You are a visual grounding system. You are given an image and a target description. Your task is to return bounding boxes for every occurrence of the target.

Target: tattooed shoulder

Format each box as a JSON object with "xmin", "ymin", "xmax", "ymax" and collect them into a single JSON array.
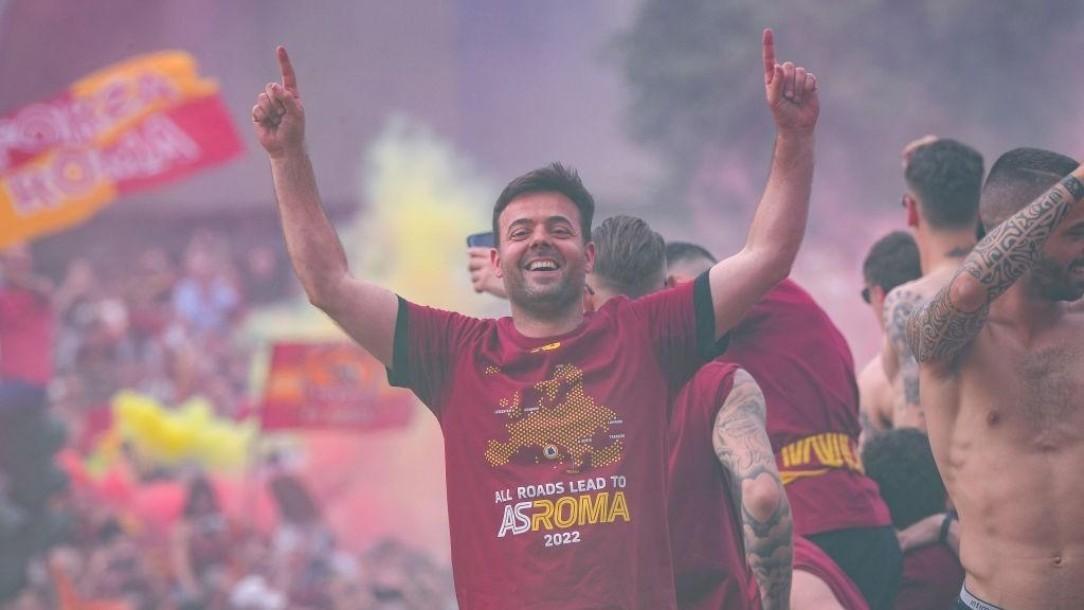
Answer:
[
  {"xmin": 883, "ymin": 286, "xmax": 926, "ymax": 335},
  {"xmin": 726, "ymin": 369, "xmax": 766, "ymax": 419}
]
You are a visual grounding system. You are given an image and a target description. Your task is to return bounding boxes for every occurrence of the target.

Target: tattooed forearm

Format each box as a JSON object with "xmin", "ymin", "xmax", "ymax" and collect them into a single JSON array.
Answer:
[
  {"xmin": 908, "ymin": 173, "xmax": 1084, "ymax": 363},
  {"xmin": 714, "ymin": 369, "xmax": 793, "ymax": 610},
  {"xmin": 906, "ymin": 289, "xmax": 988, "ymax": 364}
]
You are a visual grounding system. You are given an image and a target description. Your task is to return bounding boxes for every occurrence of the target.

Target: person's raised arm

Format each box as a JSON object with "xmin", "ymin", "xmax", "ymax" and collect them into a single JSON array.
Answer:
[
  {"xmin": 714, "ymin": 368, "xmax": 793, "ymax": 610},
  {"xmin": 907, "ymin": 165, "xmax": 1084, "ymax": 366},
  {"xmin": 253, "ymin": 47, "xmax": 398, "ymax": 365},
  {"xmin": 708, "ymin": 29, "xmax": 818, "ymax": 338}
]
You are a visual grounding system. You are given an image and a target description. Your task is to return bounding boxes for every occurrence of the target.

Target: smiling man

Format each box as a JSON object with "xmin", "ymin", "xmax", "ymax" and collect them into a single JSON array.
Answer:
[{"xmin": 251, "ymin": 28, "xmax": 818, "ymax": 610}]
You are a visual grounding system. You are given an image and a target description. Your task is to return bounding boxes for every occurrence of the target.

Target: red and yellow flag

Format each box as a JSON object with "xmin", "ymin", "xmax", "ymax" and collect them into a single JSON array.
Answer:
[
  {"xmin": 260, "ymin": 342, "xmax": 415, "ymax": 431},
  {"xmin": 0, "ymin": 51, "xmax": 243, "ymax": 247}
]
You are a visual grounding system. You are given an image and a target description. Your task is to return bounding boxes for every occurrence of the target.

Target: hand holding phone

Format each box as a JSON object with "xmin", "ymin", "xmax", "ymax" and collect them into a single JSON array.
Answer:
[
  {"xmin": 466, "ymin": 231, "xmax": 495, "ymax": 248},
  {"xmin": 465, "ymin": 232, "xmax": 506, "ymax": 298}
]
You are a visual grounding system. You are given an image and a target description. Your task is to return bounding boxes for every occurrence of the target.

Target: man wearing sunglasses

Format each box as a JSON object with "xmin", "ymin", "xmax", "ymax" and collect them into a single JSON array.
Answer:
[{"xmin": 856, "ymin": 231, "xmax": 921, "ymax": 445}]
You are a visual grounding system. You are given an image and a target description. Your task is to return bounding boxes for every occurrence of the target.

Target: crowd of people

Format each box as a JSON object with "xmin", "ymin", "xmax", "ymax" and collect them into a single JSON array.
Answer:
[
  {"xmin": 9, "ymin": 483, "xmax": 456, "ymax": 610},
  {"xmin": 49, "ymin": 229, "xmax": 275, "ymax": 422},
  {"xmin": 0, "ymin": 221, "xmax": 458, "ymax": 606}
]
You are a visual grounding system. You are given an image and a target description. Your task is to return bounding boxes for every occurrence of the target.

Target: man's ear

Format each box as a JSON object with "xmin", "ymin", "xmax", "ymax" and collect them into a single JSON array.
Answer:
[
  {"xmin": 870, "ymin": 285, "xmax": 887, "ymax": 313},
  {"xmin": 583, "ymin": 242, "xmax": 596, "ymax": 274},
  {"xmin": 491, "ymin": 247, "xmax": 503, "ymax": 279},
  {"xmin": 904, "ymin": 194, "xmax": 920, "ymax": 228}
]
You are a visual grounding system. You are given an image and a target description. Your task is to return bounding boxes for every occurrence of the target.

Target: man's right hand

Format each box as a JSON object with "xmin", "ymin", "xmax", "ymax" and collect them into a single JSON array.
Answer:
[
  {"xmin": 761, "ymin": 29, "xmax": 818, "ymax": 136},
  {"xmin": 468, "ymin": 247, "xmax": 507, "ymax": 299},
  {"xmin": 252, "ymin": 46, "xmax": 305, "ymax": 158}
]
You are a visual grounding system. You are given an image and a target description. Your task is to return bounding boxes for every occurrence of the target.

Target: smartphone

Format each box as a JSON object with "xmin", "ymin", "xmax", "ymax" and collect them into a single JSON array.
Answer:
[{"xmin": 466, "ymin": 231, "xmax": 496, "ymax": 248}]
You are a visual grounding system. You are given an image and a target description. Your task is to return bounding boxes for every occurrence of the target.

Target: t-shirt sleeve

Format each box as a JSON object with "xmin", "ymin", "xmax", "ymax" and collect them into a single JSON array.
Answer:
[
  {"xmin": 385, "ymin": 297, "xmax": 485, "ymax": 414},
  {"xmin": 703, "ymin": 362, "xmax": 741, "ymax": 442},
  {"xmin": 628, "ymin": 271, "xmax": 718, "ymax": 385},
  {"xmin": 709, "ymin": 362, "xmax": 740, "ymax": 414}
]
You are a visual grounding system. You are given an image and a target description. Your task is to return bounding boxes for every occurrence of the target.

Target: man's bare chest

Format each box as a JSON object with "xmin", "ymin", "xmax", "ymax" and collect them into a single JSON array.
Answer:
[{"xmin": 965, "ymin": 329, "xmax": 1084, "ymax": 446}]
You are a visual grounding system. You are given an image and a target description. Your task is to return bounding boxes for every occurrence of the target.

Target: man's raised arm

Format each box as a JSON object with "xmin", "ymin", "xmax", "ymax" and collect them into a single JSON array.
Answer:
[
  {"xmin": 907, "ymin": 164, "xmax": 1084, "ymax": 365},
  {"xmin": 708, "ymin": 29, "xmax": 818, "ymax": 338},
  {"xmin": 253, "ymin": 47, "xmax": 398, "ymax": 365}
]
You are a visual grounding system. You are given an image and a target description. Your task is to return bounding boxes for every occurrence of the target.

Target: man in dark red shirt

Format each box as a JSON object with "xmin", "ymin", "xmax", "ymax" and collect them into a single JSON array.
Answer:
[
  {"xmin": 666, "ymin": 243, "xmax": 901, "ymax": 610},
  {"xmin": 0, "ymin": 243, "xmax": 55, "ymax": 412},
  {"xmin": 581, "ymin": 216, "xmax": 790, "ymax": 610},
  {"xmin": 252, "ymin": 30, "xmax": 819, "ymax": 609}
]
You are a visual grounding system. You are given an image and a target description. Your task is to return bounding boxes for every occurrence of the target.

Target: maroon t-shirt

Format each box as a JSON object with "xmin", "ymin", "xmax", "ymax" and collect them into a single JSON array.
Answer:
[
  {"xmin": 0, "ymin": 285, "xmax": 54, "ymax": 385},
  {"xmin": 389, "ymin": 276, "xmax": 715, "ymax": 609},
  {"xmin": 723, "ymin": 279, "xmax": 890, "ymax": 536},
  {"xmin": 668, "ymin": 360, "xmax": 761, "ymax": 610},
  {"xmin": 893, "ymin": 544, "xmax": 964, "ymax": 610}
]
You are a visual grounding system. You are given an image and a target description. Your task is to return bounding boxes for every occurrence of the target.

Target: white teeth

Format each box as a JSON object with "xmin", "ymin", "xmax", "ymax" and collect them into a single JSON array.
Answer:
[{"xmin": 527, "ymin": 260, "xmax": 558, "ymax": 271}]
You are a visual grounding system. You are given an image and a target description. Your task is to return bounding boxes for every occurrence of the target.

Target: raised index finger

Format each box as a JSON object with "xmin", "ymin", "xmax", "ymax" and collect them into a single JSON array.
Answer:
[
  {"xmin": 277, "ymin": 46, "xmax": 299, "ymax": 95},
  {"xmin": 762, "ymin": 29, "xmax": 776, "ymax": 82}
]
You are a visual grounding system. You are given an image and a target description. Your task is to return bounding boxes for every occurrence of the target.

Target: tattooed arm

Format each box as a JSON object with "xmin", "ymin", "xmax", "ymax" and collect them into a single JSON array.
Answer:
[
  {"xmin": 907, "ymin": 169, "xmax": 1084, "ymax": 364},
  {"xmin": 882, "ymin": 287, "xmax": 925, "ymax": 425},
  {"xmin": 714, "ymin": 368, "xmax": 793, "ymax": 610}
]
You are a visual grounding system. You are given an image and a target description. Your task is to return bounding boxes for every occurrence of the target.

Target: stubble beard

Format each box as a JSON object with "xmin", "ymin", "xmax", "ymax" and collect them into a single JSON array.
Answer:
[
  {"xmin": 504, "ymin": 265, "xmax": 585, "ymax": 322},
  {"xmin": 1032, "ymin": 257, "xmax": 1084, "ymax": 302}
]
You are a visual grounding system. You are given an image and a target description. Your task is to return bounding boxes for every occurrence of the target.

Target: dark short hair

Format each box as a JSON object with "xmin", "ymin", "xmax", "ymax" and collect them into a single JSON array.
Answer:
[
  {"xmin": 862, "ymin": 231, "xmax": 921, "ymax": 292},
  {"xmin": 905, "ymin": 139, "xmax": 984, "ymax": 230},
  {"xmin": 980, "ymin": 147, "xmax": 1079, "ymax": 230},
  {"xmin": 592, "ymin": 215, "xmax": 666, "ymax": 299},
  {"xmin": 665, "ymin": 241, "xmax": 716, "ymax": 268},
  {"xmin": 492, "ymin": 163, "xmax": 595, "ymax": 245},
  {"xmin": 861, "ymin": 428, "xmax": 945, "ymax": 530}
]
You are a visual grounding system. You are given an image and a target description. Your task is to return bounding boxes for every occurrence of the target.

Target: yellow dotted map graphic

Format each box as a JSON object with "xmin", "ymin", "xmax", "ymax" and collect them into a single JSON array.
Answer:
[{"xmin": 484, "ymin": 364, "xmax": 623, "ymax": 474}]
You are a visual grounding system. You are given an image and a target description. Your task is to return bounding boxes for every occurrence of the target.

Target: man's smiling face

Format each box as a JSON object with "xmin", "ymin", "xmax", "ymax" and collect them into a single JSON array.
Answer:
[{"xmin": 493, "ymin": 191, "xmax": 594, "ymax": 319}]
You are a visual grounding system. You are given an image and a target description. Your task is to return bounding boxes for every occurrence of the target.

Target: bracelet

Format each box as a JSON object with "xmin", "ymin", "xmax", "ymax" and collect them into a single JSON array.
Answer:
[
  {"xmin": 938, "ymin": 510, "xmax": 957, "ymax": 545},
  {"xmin": 1061, "ymin": 175, "xmax": 1084, "ymax": 201}
]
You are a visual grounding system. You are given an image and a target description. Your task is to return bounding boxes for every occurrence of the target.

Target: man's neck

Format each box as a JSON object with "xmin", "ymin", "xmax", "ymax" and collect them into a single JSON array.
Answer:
[
  {"xmin": 510, "ymin": 302, "xmax": 585, "ymax": 338},
  {"xmin": 917, "ymin": 228, "xmax": 975, "ymax": 275}
]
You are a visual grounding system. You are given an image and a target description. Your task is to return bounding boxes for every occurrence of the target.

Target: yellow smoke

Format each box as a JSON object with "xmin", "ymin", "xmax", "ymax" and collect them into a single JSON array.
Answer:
[
  {"xmin": 109, "ymin": 391, "xmax": 256, "ymax": 471},
  {"xmin": 347, "ymin": 115, "xmax": 494, "ymax": 311},
  {"xmin": 244, "ymin": 114, "xmax": 497, "ymax": 345}
]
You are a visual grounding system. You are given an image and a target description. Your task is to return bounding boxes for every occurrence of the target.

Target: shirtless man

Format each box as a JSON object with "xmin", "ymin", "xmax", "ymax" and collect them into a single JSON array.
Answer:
[
  {"xmin": 907, "ymin": 149, "xmax": 1084, "ymax": 609},
  {"xmin": 881, "ymin": 137, "xmax": 984, "ymax": 431},
  {"xmin": 857, "ymin": 231, "xmax": 921, "ymax": 442}
]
